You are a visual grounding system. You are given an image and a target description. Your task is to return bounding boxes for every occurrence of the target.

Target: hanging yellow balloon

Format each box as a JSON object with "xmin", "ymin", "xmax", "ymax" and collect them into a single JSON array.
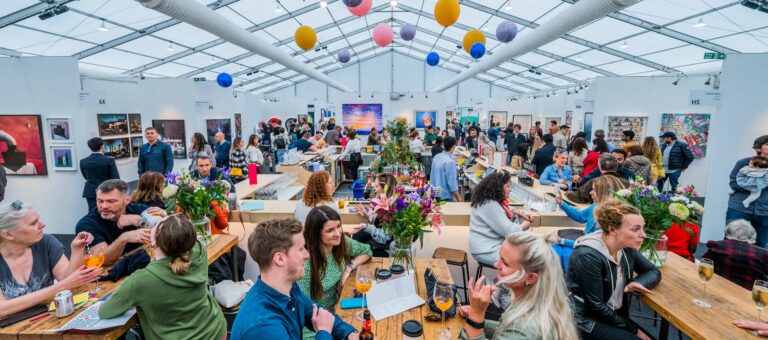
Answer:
[
  {"xmin": 295, "ymin": 25, "xmax": 317, "ymax": 51},
  {"xmin": 463, "ymin": 29, "xmax": 486, "ymax": 53},
  {"xmin": 434, "ymin": 0, "xmax": 460, "ymax": 27}
]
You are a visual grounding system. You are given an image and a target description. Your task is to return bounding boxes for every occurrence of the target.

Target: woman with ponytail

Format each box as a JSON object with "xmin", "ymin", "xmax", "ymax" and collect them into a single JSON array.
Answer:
[{"xmin": 99, "ymin": 215, "xmax": 226, "ymax": 340}]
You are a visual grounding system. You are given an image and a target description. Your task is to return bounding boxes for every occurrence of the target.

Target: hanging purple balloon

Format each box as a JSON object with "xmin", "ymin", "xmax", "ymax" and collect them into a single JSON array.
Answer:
[
  {"xmin": 400, "ymin": 23, "xmax": 416, "ymax": 41},
  {"xmin": 496, "ymin": 21, "xmax": 518, "ymax": 43},
  {"xmin": 338, "ymin": 49, "xmax": 351, "ymax": 64},
  {"xmin": 342, "ymin": 0, "xmax": 363, "ymax": 7}
]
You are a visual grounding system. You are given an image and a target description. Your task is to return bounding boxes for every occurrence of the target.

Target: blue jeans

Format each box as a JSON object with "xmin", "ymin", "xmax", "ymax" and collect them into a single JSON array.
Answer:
[
  {"xmin": 656, "ymin": 170, "xmax": 681, "ymax": 192},
  {"xmin": 726, "ymin": 208, "xmax": 768, "ymax": 247},
  {"xmin": 276, "ymin": 149, "xmax": 286, "ymax": 164}
]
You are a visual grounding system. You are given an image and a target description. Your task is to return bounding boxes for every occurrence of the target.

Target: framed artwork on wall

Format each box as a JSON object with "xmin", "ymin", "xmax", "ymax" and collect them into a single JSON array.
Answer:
[
  {"xmin": 606, "ymin": 116, "xmax": 647, "ymax": 147},
  {"xmin": 206, "ymin": 119, "xmax": 232, "ymax": 149},
  {"xmin": 152, "ymin": 120, "xmax": 187, "ymax": 159},
  {"xmin": 584, "ymin": 112, "xmax": 594, "ymax": 143},
  {"xmin": 103, "ymin": 137, "xmax": 130, "ymax": 159},
  {"xmin": 0, "ymin": 114, "xmax": 48, "ymax": 176},
  {"xmin": 415, "ymin": 110, "xmax": 437, "ymax": 128},
  {"xmin": 660, "ymin": 113, "xmax": 711, "ymax": 158},
  {"xmin": 489, "ymin": 111, "xmax": 508, "ymax": 128},
  {"xmin": 130, "ymin": 136, "xmax": 143, "ymax": 158},
  {"xmin": 46, "ymin": 117, "xmax": 72, "ymax": 143},
  {"xmin": 566, "ymin": 111, "xmax": 573, "ymax": 126},
  {"xmin": 50, "ymin": 145, "xmax": 76, "ymax": 171},
  {"xmin": 97, "ymin": 114, "xmax": 128, "ymax": 136},
  {"xmin": 128, "ymin": 114, "xmax": 142, "ymax": 134},
  {"xmin": 512, "ymin": 115, "xmax": 533, "ymax": 136},
  {"xmin": 342, "ymin": 103, "xmax": 383, "ymax": 135},
  {"xmin": 234, "ymin": 113, "xmax": 242, "ymax": 139}
]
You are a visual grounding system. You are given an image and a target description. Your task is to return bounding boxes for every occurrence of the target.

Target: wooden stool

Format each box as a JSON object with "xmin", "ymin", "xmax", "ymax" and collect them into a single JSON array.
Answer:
[
  {"xmin": 432, "ymin": 247, "xmax": 470, "ymax": 303},
  {"xmin": 474, "ymin": 261, "xmax": 495, "ymax": 283}
]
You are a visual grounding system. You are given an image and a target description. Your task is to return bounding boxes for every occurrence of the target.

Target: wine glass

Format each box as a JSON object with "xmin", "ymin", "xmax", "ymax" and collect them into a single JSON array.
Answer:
[
  {"xmin": 83, "ymin": 246, "xmax": 105, "ymax": 294},
  {"xmin": 355, "ymin": 268, "xmax": 374, "ymax": 321},
  {"xmin": 433, "ymin": 281, "xmax": 454, "ymax": 340},
  {"xmin": 693, "ymin": 258, "xmax": 714, "ymax": 308},
  {"xmin": 753, "ymin": 280, "xmax": 768, "ymax": 335}
]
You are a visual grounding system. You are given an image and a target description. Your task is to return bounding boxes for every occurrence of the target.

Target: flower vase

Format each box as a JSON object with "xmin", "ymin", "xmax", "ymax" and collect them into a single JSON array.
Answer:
[
  {"xmin": 641, "ymin": 235, "xmax": 668, "ymax": 267},
  {"xmin": 191, "ymin": 218, "xmax": 212, "ymax": 245},
  {"xmin": 390, "ymin": 239, "xmax": 415, "ymax": 274}
]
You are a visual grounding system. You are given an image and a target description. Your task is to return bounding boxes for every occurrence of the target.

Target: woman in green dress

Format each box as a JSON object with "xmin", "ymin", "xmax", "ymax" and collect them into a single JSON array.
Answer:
[{"xmin": 299, "ymin": 205, "xmax": 372, "ymax": 339}]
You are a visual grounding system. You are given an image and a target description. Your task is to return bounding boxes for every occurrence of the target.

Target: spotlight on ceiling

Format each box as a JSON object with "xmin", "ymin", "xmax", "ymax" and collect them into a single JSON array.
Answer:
[
  {"xmin": 320, "ymin": 1, "xmax": 328, "ymax": 8},
  {"xmin": 390, "ymin": 0, "xmax": 398, "ymax": 7},
  {"xmin": 672, "ymin": 78, "xmax": 679, "ymax": 86},
  {"xmin": 694, "ymin": 17, "xmax": 707, "ymax": 27},
  {"xmin": 704, "ymin": 76, "xmax": 711, "ymax": 85},
  {"xmin": 97, "ymin": 20, "xmax": 109, "ymax": 32},
  {"xmin": 620, "ymin": 40, "xmax": 629, "ymax": 49},
  {"xmin": 505, "ymin": 1, "xmax": 512, "ymax": 10},
  {"xmin": 38, "ymin": 5, "xmax": 69, "ymax": 20}
]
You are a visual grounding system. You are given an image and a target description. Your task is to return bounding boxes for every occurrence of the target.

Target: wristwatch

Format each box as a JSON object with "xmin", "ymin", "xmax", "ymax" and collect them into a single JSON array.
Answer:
[{"xmin": 465, "ymin": 316, "xmax": 485, "ymax": 329}]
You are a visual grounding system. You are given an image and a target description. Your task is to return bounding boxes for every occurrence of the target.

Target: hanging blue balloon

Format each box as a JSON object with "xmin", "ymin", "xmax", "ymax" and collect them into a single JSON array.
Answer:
[
  {"xmin": 342, "ymin": 0, "xmax": 363, "ymax": 7},
  {"xmin": 338, "ymin": 49, "xmax": 351, "ymax": 63},
  {"xmin": 496, "ymin": 21, "xmax": 518, "ymax": 43},
  {"xmin": 426, "ymin": 52, "xmax": 440, "ymax": 66},
  {"xmin": 400, "ymin": 23, "xmax": 416, "ymax": 41},
  {"xmin": 470, "ymin": 43, "xmax": 485, "ymax": 59},
  {"xmin": 216, "ymin": 72, "xmax": 233, "ymax": 88}
]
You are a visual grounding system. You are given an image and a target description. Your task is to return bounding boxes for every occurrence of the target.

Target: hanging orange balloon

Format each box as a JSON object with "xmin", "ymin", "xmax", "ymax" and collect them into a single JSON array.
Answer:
[
  {"xmin": 463, "ymin": 29, "xmax": 486, "ymax": 53},
  {"xmin": 434, "ymin": 0, "xmax": 460, "ymax": 27},
  {"xmin": 295, "ymin": 25, "xmax": 317, "ymax": 51}
]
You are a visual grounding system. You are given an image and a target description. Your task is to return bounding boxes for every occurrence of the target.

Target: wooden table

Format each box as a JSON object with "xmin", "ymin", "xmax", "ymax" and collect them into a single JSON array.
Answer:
[
  {"xmin": 336, "ymin": 258, "xmax": 466, "ymax": 339},
  {"xmin": 0, "ymin": 234, "xmax": 239, "ymax": 340},
  {"xmin": 640, "ymin": 253, "xmax": 757, "ymax": 340}
]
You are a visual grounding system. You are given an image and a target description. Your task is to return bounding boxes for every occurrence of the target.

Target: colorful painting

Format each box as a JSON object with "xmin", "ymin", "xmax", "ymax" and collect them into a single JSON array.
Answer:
[
  {"xmin": 153, "ymin": 120, "xmax": 187, "ymax": 159},
  {"xmin": 97, "ymin": 114, "xmax": 128, "ymax": 136},
  {"xmin": 51, "ymin": 146, "xmax": 76, "ymax": 171},
  {"xmin": 660, "ymin": 113, "xmax": 711, "ymax": 158},
  {"xmin": 308, "ymin": 105, "xmax": 316, "ymax": 134},
  {"xmin": 0, "ymin": 115, "xmax": 47, "ymax": 175},
  {"xmin": 445, "ymin": 109, "xmax": 457, "ymax": 129},
  {"xmin": 205, "ymin": 119, "xmax": 232, "ymax": 149},
  {"xmin": 489, "ymin": 111, "xmax": 508, "ymax": 128},
  {"xmin": 234, "ymin": 113, "xmax": 242, "ymax": 139},
  {"xmin": 128, "ymin": 114, "xmax": 142, "ymax": 134},
  {"xmin": 566, "ymin": 111, "xmax": 573, "ymax": 126},
  {"xmin": 606, "ymin": 116, "xmax": 647, "ymax": 147},
  {"xmin": 46, "ymin": 117, "xmax": 71, "ymax": 142},
  {"xmin": 342, "ymin": 103, "xmax": 383, "ymax": 135},
  {"xmin": 458, "ymin": 107, "xmax": 479, "ymax": 126},
  {"xmin": 130, "ymin": 136, "xmax": 143, "ymax": 158},
  {"xmin": 415, "ymin": 110, "xmax": 437, "ymax": 128},
  {"xmin": 512, "ymin": 115, "xmax": 533, "ymax": 137},
  {"xmin": 103, "ymin": 137, "xmax": 130, "ymax": 159}
]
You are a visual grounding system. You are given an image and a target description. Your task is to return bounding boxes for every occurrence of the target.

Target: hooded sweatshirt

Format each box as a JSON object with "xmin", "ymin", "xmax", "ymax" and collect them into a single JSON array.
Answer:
[
  {"xmin": 623, "ymin": 155, "xmax": 652, "ymax": 184},
  {"xmin": 574, "ymin": 231, "xmax": 625, "ymax": 310},
  {"xmin": 98, "ymin": 241, "xmax": 226, "ymax": 340}
]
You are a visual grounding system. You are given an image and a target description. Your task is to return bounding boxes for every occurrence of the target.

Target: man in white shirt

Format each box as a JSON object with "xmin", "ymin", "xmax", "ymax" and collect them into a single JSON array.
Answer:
[{"xmin": 553, "ymin": 125, "xmax": 570, "ymax": 150}]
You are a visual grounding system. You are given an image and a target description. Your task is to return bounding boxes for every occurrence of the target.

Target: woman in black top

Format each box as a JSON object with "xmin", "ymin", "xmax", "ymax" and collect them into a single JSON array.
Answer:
[{"xmin": 567, "ymin": 199, "xmax": 660, "ymax": 340}]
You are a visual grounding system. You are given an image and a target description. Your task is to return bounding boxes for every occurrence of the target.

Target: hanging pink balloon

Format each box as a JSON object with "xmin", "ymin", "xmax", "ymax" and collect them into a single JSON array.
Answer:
[
  {"xmin": 372, "ymin": 23, "xmax": 394, "ymax": 47},
  {"xmin": 347, "ymin": 0, "xmax": 372, "ymax": 16}
]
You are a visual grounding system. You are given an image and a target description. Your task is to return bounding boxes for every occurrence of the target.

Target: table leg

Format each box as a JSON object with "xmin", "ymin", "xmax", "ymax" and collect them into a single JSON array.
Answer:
[
  {"xmin": 231, "ymin": 246, "xmax": 239, "ymax": 282},
  {"xmin": 659, "ymin": 318, "xmax": 670, "ymax": 340}
]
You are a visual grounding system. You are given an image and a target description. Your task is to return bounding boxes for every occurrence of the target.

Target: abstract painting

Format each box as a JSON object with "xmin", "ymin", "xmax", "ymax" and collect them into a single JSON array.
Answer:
[
  {"xmin": 46, "ymin": 117, "xmax": 71, "ymax": 142},
  {"xmin": 342, "ymin": 103, "xmax": 383, "ymax": 135},
  {"xmin": 660, "ymin": 113, "xmax": 711, "ymax": 158},
  {"xmin": 489, "ymin": 111, "xmax": 508, "ymax": 128},
  {"xmin": 0, "ymin": 115, "xmax": 47, "ymax": 175},
  {"xmin": 152, "ymin": 120, "xmax": 187, "ymax": 159},
  {"xmin": 51, "ymin": 146, "xmax": 76, "ymax": 171},
  {"xmin": 606, "ymin": 116, "xmax": 647, "ymax": 147},
  {"xmin": 128, "ymin": 114, "xmax": 142, "ymax": 134},
  {"xmin": 103, "ymin": 137, "xmax": 130, "ymax": 159},
  {"xmin": 206, "ymin": 119, "xmax": 232, "ymax": 149},
  {"xmin": 415, "ymin": 110, "xmax": 437, "ymax": 128},
  {"xmin": 97, "ymin": 114, "xmax": 128, "ymax": 136}
]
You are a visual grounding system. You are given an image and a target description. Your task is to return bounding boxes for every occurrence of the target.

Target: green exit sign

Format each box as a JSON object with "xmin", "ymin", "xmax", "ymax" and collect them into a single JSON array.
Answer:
[{"xmin": 704, "ymin": 52, "xmax": 726, "ymax": 60}]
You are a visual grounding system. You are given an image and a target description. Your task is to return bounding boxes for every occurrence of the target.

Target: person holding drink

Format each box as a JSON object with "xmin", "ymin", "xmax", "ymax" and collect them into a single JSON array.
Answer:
[{"xmin": 0, "ymin": 200, "xmax": 102, "ymax": 319}]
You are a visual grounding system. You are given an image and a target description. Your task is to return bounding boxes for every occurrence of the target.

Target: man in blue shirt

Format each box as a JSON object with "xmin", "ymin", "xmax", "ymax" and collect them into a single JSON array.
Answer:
[
  {"xmin": 137, "ymin": 127, "xmax": 173, "ymax": 176},
  {"xmin": 295, "ymin": 132, "xmax": 318, "ymax": 153},
  {"xmin": 231, "ymin": 218, "xmax": 358, "ymax": 340},
  {"xmin": 213, "ymin": 132, "xmax": 231, "ymax": 168},
  {"xmin": 430, "ymin": 136, "xmax": 461, "ymax": 202}
]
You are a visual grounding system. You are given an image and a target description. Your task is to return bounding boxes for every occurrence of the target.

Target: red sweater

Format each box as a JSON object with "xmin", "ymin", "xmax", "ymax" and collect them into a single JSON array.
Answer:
[
  {"xmin": 581, "ymin": 151, "xmax": 600, "ymax": 177},
  {"xmin": 664, "ymin": 222, "xmax": 700, "ymax": 261}
]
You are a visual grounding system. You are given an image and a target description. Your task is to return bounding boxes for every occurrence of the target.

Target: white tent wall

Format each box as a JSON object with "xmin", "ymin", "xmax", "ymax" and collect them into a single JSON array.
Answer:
[{"xmin": 701, "ymin": 53, "xmax": 768, "ymax": 243}]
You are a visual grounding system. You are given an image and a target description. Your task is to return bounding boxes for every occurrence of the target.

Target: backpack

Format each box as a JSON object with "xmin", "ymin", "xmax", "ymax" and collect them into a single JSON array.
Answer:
[{"xmin": 274, "ymin": 135, "xmax": 287, "ymax": 149}]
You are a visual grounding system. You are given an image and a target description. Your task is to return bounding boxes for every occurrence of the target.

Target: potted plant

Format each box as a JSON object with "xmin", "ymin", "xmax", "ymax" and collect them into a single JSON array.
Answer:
[
  {"xmin": 162, "ymin": 170, "xmax": 232, "ymax": 244},
  {"xmin": 368, "ymin": 185, "xmax": 444, "ymax": 272}
]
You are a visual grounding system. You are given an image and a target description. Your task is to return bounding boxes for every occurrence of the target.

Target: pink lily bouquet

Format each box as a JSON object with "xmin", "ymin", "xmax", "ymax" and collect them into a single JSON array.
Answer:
[{"xmin": 368, "ymin": 184, "xmax": 445, "ymax": 270}]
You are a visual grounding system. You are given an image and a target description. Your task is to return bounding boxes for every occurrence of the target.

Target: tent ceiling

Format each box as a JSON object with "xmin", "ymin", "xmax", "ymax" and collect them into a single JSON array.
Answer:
[{"xmin": 1, "ymin": 0, "xmax": 764, "ymax": 94}]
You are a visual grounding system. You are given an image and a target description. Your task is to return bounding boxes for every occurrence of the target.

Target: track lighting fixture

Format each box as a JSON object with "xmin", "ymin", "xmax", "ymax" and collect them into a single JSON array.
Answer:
[
  {"xmin": 704, "ymin": 76, "xmax": 711, "ymax": 86},
  {"xmin": 97, "ymin": 20, "xmax": 109, "ymax": 32}
]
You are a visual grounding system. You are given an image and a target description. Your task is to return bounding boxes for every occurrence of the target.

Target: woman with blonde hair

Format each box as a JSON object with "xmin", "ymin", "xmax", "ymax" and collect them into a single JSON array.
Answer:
[
  {"xmin": 294, "ymin": 170, "xmax": 338, "ymax": 226},
  {"xmin": 527, "ymin": 127, "xmax": 542, "ymax": 159},
  {"xmin": 547, "ymin": 175, "xmax": 627, "ymax": 248},
  {"xmin": 229, "ymin": 137, "xmax": 248, "ymax": 182},
  {"xmin": 131, "ymin": 172, "xmax": 166, "ymax": 208},
  {"xmin": 99, "ymin": 215, "xmax": 226, "ymax": 340},
  {"xmin": 642, "ymin": 136, "xmax": 664, "ymax": 183},
  {"xmin": 459, "ymin": 232, "xmax": 579, "ymax": 339}
]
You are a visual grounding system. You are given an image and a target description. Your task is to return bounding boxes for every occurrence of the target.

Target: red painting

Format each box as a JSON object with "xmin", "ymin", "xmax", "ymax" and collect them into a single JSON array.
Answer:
[{"xmin": 0, "ymin": 115, "xmax": 48, "ymax": 175}]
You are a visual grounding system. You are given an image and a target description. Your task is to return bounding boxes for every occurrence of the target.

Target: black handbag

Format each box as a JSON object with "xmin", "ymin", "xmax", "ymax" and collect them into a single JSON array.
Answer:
[
  {"xmin": 424, "ymin": 268, "xmax": 457, "ymax": 316},
  {"xmin": 350, "ymin": 152, "xmax": 363, "ymax": 166}
]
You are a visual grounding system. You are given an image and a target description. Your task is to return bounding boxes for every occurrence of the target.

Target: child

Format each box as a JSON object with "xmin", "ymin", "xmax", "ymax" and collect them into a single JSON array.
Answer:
[{"xmin": 736, "ymin": 156, "xmax": 768, "ymax": 208}]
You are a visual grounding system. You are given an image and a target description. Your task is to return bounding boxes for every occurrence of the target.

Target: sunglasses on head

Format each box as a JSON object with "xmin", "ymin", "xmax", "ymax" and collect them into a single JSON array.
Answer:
[{"xmin": 10, "ymin": 200, "xmax": 23, "ymax": 211}]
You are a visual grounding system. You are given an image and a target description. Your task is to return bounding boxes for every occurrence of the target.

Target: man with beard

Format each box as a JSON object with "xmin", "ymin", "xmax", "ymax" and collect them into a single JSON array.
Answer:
[{"xmin": 75, "ymin": 179, "xmax": 165, "ymax": 264}]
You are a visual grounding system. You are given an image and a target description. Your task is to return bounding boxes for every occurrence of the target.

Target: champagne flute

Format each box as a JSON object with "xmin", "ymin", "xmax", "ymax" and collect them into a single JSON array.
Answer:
[
  {"xmin": 753, "ymin": 280, "xmax": 768, "ymax": 335},
  {"xmin": 693, "ymin": 258, "xmax": 714, "ymax": 308},
  {"xmin": 84, "ymin": 246, "xmax": 105, "ymax": 294},
  {"xmin": 433, "ymin": 281, "xmax": 454, "ymax": 340},
  {"xmin": 355, "ymin": 268, "xmax": 374, "ymax": 321}
]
